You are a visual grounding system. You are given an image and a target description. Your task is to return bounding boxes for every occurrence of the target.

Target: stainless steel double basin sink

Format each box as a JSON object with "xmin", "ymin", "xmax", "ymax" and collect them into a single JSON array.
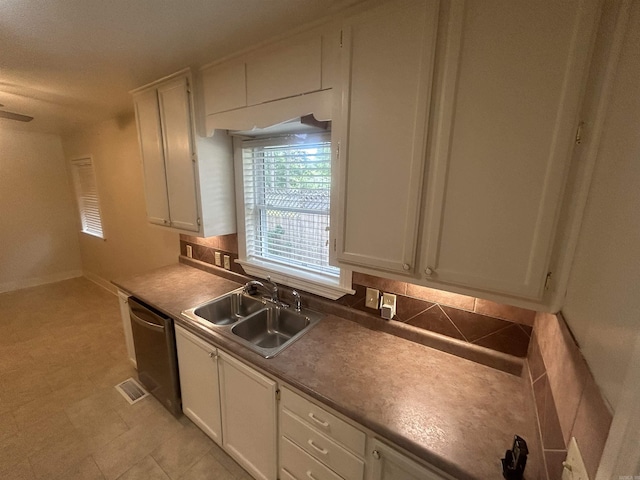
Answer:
[{"xmin": 181, "ymin": 289, "xmax": 324, "ymax": 358}]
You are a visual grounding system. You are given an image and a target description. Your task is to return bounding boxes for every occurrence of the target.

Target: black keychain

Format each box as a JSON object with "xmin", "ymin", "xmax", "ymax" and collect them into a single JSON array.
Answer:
[{"xmin": 501, "ymin": 435, "xmax": 528, "ymax": 480}]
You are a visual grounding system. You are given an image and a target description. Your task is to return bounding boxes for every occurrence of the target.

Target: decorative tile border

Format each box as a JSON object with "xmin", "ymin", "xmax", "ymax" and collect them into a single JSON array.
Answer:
[{"xmin": 527, "ymin": 312, "xmax": 613, "ymax": 479}]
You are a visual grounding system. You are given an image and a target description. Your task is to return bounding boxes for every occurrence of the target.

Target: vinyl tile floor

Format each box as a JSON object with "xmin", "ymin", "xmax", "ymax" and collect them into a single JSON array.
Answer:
[{"xmin": 0, "ymin": 277, "xmax": 253, "ymax": 480}]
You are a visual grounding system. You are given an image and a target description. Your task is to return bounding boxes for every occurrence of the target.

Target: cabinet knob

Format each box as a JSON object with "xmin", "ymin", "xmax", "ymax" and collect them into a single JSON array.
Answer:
[
  {"xmin": 372, "ymin": 450, "xmax": 381, "ymax": 460},
  {"xmin": 425, "ymin": 267, "xmax": 434, "ymax": 275},
  {"xmin": 208, "ymin": 351, "xmax": 218, "ymax": 359},
  {"xmin": 402, "ymin": 263, "xmax": 411, "ymax": 271}
]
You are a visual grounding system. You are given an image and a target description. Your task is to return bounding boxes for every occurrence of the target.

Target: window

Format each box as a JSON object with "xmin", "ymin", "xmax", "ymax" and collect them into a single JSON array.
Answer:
[
  {"xmin": 70, "ymin": 156, "xmax": 105, "ymax": 239},
  {"xmin": 237, "ymin": 132, "xmax": 352, "ymax": 299}
]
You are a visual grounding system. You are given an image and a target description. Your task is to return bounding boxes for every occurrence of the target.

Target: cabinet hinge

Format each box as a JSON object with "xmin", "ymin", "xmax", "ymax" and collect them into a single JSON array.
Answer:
[
  {"xmin": 575, "ymin": 121, "xmax": 585, "ymax": 145},
  {"xmin": 340, "ymin": 30, "xmax": 343, "ymax": 48},
  {"xmin": 333, "ymin": 238, "xmax": 337, "ymax": 252},
  {"xmin": 544, "ymin": 271, "xmax": 553, "ymax": 290},
  {"xmin": 197, "ymin": 217, "xmax": 201, "ymax": 226},
  {"xmin": 336, "ymin": 141, "xmax": 340, "ymax": 161},
  {"xmin": 276, "ymin": 389, "xmax": 281, "ymax": 401},
  {"xmin": 191, "ymin": 153, "xmax": 197, "ymax": 163},
  {"xmin": 186, "ymin": 79, "xmax": 191, "ymax": 95}
]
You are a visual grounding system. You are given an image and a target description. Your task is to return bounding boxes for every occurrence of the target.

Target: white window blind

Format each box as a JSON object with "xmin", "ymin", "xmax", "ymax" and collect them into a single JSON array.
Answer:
[
  {"xmin": 70, "ymin": 157, "xmax": 104, "ymax": 239},
  {"xmin": 242, "ymin": 133, "xmax": 338, "ymax": 277}
]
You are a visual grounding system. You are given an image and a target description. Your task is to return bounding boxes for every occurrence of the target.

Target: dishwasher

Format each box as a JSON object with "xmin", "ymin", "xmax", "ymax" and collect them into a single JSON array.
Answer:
[{"xmin": 129, "ymin": 297, "xmax": 181, "ymax": 417}]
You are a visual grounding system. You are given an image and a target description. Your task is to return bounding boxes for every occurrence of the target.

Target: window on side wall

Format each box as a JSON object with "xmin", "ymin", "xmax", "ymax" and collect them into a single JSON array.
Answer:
[
  {"xmin": 70, "ymin": 156, "xmax": 105, "ymax": 239},
  {"xmin": 236, "ymin": 132, "xmax": 352, "ymax": 299}
]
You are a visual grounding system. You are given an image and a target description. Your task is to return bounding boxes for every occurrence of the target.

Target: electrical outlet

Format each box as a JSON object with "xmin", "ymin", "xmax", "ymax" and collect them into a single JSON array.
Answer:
[
  {"xmin": 365, "ymin": 288, "xmax": 380, "ymax": 309},
  {"xmin": 185, "ymin": 245, "xmax": 192, "ymax": 258},
  {"xmin": 562, "ymin": 438, "xmax": 588, "ymax": 480},
  {"xmin": 214, "ymin": 251, "xmax": 222, "ymax": 267},
  {"xmin": 223, "ymin": 255, "xmax": 231, "ymax": 270}
]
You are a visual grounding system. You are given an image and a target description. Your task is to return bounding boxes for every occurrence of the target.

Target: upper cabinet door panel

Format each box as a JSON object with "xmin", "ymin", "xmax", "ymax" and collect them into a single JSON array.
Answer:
[
  {"xmin": 422, "ymin": 0, "xmax": 601, "ymax": 298},
  {"xmin": 157, "ymin": 77, "xmax": 199, "ymax": 232},
  {"xmin": 246, "ymin": 35, "xmax": 322, "ymax": 106},
  {"xmin": 336, "ymin": 0, "xmax": 440, "ymax": 274},
  {"xmin": 202, "ymin": 60, "xmax": 247, "ymax": 115},
  {"xmin": 133, "ymin": 89, "xmax": 170, "ymax": 226}
]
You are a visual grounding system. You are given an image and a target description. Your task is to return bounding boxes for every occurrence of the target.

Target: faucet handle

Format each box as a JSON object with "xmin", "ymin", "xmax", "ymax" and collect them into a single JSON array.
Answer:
[{"xmin": 292, "ymin": 290, "xmax": 302, "ymax": 312}]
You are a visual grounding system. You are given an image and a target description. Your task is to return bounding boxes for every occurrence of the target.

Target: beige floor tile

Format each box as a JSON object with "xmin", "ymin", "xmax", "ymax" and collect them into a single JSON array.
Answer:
[
  {"xmin": 28, "ymin": 434, "xmax": 90, "ymax": 480},
  {"xmin": 116, "ymin": 456, "xmax": 171, "ymax": 480},
  {"xmin": 0, "ymin": 411, "xmax": 18, "ymax": 443},
  {"xmin": 57, "ymin": 456, "xmax": 106, "ymax": 480},
  {"xmin": 12, "ymin": 392, "xmax": 66, "ymax": 429},
  {"xmin": 151, "ymin": 422, "xmax": 213, "ymax": 479},
  {"xmin": 177, "ymin": 452, "xmax": 235, "ymax": 480},
  {"xmin": 209, "ymin": 443, "xmax": 254, "ymax": 479}
]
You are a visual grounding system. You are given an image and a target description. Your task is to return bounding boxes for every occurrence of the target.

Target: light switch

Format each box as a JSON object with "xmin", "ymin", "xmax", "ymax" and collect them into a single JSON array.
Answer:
[
  {"xmin": 223, "ymin": 255, "xmax": 231, "ymax": 270},
  {"xmin": 185, "ymin": 245, "xmax": 192, "ymax": 258},
  {"xmin": 214, "ymin": 252, "xmax": 222, "ymax": 267},
  {"xmin": 365, "ymin": 288, "xmax": 379, "ymax": 309}
]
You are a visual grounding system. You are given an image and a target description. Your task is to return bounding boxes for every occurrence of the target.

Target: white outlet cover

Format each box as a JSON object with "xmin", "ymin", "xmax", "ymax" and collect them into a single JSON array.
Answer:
[
  {"xmin": 223, "ymin": 255, "xmax": 231, "ymax": 270},
  {"xmin": 562, "ymin": 437, "xmax": 589, "ymax": 480},
  {"xmin": 186, "ymin": 245, "xmax": 193, "ymax": 258},
  {"xmin": 214, "ymin": 251, "xmax": 222, "ymax": 266},
  {"xmin": 365, "ymin": 288, "xmax": 379, "ymax": 309}
]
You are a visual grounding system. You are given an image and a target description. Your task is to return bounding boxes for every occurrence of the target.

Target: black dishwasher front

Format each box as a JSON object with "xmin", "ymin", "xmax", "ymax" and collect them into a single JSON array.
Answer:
[{"xmin": 129, "ymin": 297, "xmax": 181, "ymax": 417}]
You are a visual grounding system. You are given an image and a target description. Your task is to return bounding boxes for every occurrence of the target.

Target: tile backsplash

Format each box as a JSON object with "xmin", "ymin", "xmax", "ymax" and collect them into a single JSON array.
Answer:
[
  {"xmin": 527, "ymin": 312, "xmax": 613, "ymax": 480},
  {"xmin": 180, "ymin": 234, "xmax": 535, "ymax": 358}
]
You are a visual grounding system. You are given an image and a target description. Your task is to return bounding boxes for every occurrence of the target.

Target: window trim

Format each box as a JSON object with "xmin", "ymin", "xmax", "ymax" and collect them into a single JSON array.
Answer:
[
  {"xmin": 69, "ymin": 155, "xmax": 106, "ymax": 240},
  {"xmin": 234, "ymin": 135, "xmax": 353, "ymax": 300}
]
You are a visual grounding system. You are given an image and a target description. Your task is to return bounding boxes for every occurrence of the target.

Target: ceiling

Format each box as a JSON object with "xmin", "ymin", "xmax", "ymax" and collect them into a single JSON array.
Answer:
[{"xmin": 0, "ymin": 0, "xmax": 361, "ymax": 135}]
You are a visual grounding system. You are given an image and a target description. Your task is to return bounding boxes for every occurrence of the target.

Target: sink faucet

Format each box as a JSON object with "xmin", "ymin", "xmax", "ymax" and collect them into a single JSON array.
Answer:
[
  {"xmin": 243, "ymin": 277, "xmax": 286, "ymax": 307},
  {"xmin": 292, "ymin": 290, "xmax": 302, "ymax": 312}
]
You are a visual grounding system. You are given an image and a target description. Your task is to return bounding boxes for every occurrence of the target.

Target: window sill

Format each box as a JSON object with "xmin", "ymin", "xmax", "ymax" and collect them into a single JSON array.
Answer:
[{"xmin": 236, "ymin": 259, "xmax": 354, "ymax": 300}]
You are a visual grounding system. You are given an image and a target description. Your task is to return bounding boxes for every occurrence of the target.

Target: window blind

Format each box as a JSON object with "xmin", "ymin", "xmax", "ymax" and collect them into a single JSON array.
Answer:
[
  {"xmin": 242, "ymin": 133, "xmax": 338, "ymax": 276},
  {"xmin": 70, "ymin": 157, "xmax": 104, "ymax": 239}
]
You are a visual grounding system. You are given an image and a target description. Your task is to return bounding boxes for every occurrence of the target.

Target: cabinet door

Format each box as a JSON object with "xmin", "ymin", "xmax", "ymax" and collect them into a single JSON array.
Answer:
[
  {"xmin": 157, "ymin": 76, "xmax": 200, "ymax": 232},
  {"xmin": 421, "ymin": 0, "xmax": 601, "ymax": 299},
  {"xmin": 246, "ymin": 35, "xmax": 322, "ymax": 106},
  {"xmin": 175, "ymin": 326, "xmax": 222, "ymax": 445},
  {"xmin": 202, "ymin": 59, "xmax": 247, "ymax": 115},
  {"xmin": 133, "ymin": 88, "xmax": 170, "ymax": 226},
  {"xmin": 117, "ymin": 290, "xmax": 136, "ymax": 367},
  {"xmin": 369, "ymin": 439, "xmax": 449, "ymax": 480},
  {"xmin": 335, "ymin": 0, "xmax": 439, "ymax": 274},
  {"xmin": 218, "ymin": 351, "xmax": 277, "ymax": 480}
]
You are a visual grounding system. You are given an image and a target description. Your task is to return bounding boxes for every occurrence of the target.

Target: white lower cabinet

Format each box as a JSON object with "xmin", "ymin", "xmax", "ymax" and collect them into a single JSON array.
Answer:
[
  {"xmin": 117, "ymin": 290, "xmax": 136, "ymax": 367},
  {"xmin": 175, "ymin": 325, "xmax": 222, "ymax": 444},
  {"xmin": 368, "ymin": 438, "xmax": 450, "ymax": 480},
  {"xmin": 218, "ymin": 350, "xmax": 278, "ymax": 480}
]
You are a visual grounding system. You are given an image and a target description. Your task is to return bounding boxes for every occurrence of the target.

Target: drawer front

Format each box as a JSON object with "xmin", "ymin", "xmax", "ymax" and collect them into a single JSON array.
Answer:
[
  {"xmin": 282, "ymin": 387, "xmax": 366, "ymax": 456},
  {"xmin": 281, "ymin": 409, "xmax": 364, "ymax": 480},
  {"xmin": 281, "ymin": 436, "xmax": 343, "ymax": 480}
]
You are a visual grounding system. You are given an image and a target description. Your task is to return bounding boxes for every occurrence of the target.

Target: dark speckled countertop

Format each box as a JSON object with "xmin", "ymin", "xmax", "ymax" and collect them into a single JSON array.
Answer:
[{"xmin": 113, "ymin": 263, "xmax": 541, "ymax": 480}]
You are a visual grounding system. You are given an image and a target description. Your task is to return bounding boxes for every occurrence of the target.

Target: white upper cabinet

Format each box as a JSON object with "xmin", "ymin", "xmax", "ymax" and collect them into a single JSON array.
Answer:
[
  {"xmin": 202, "ymin": 59, "xmax": 247, "ymax": 115},
  {"xmin": 334, "ymin": 0, "xmax": 440, "ymax": 274},
  {"xmin": 157, "ymin": 76, "xmax": 200, "ymax": 231},
  {"xmin": 133, "ymin": 88, "xmax": 171, "ymax": 227},
  {"xmin": 132, "ymin": 69, "xmax": 236, "ymax": 237},
  {"xmin": 246, "ymin": 34, "xmax": 322, "ymax": 105},
  {"xmin": 420, "ymin": 0, "xmax": 601, "ymax": 299}
]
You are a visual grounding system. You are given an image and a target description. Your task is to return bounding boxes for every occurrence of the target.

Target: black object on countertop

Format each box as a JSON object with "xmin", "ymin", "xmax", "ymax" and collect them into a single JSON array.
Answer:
[{"xmin": 501, "ymin": 435, "xmax": 528, "ymax": 480}]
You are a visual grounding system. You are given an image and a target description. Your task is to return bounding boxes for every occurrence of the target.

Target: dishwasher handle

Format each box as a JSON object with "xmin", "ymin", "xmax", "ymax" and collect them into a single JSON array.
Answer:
[{"xmin": 130, "ymin": 311, "xmax": 166, "ymax": 333}]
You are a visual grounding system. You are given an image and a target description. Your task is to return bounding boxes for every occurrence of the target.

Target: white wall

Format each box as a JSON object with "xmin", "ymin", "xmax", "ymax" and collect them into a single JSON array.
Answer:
[
  {"xmin": 62, "ymin": 114, "xmax": 179, "ymax": 291},
  {"xmin": 0, "ymin": 128, "xmax": 82, "ymax": 292},
  {"xmin": 562, "ymin": 1, "xmax": 640, "ymax": 412}
]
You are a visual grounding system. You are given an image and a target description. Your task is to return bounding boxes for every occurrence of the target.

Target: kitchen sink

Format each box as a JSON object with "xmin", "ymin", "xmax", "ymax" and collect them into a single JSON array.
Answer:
[
  {"xmin": 191, "ymin": 292, "xmax": 264, "ymax": 325},
  {"xmin": 181, "ymin": 288, "xmax": 324, "ymax": 358}
]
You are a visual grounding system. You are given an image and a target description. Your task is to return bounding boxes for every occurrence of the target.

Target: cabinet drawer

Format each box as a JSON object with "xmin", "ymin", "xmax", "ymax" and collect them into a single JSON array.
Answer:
[
  {"xmin": 281, "ymin": 409, "xmax": 364, "ymax": 480},
  {"xmin": 281, "ymin": 436, "xmax": 343, "ymax": 480},
  {"xmin": 281, "ymin": 387, "xmax": 365, "ymax": 456}
]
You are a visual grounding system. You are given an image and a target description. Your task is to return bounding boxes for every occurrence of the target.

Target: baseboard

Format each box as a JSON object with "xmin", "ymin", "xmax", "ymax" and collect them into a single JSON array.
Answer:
[
  {"xmin": 83, "ymin": 270, "xmax": 117, "ymax": 295},
  {"xmin": 0, "ymin": 269, "xmax": 84, "ymax": 294}
]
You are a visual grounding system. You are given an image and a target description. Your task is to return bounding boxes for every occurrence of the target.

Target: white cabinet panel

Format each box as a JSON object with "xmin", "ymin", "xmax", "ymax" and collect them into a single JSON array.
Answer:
[
  {"xmin": 246, "ymin": 35, "xmax": 322, "ymax": 106},
  {"xmin": 368, "ymin": 439, "xmax": 450, "ymax": 480},
  {"xmin": 219, "ymin": 351, "xmax": 277, "ymax": 480},
  {"xmin": 335, "ymin": 0, "xmax": 439, "ymax": 274},
  {"xmin": 157, "ymin": 77, "xmax": 199, "ymax": 232},
  {"xmin": 133, "ymin": 88, "xmax": 170, "ymax": 226},
  {"xmin": 175, "ymin": 326, "xmax": 222, "ymax": 444},
  {"xmin": 281, "ymin": 436, "xmax": 344, "ymax": 480},
  {"xmin": 421, "ymin": 0, "xmax": 601, "ymax": 299},
  {"xmin": 202, "ymin": 60, "xmax": 247, "ymax": 114},
  {"xmin": 117, "ymin": 290, "xmax": 136, "ymax": 367}
]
